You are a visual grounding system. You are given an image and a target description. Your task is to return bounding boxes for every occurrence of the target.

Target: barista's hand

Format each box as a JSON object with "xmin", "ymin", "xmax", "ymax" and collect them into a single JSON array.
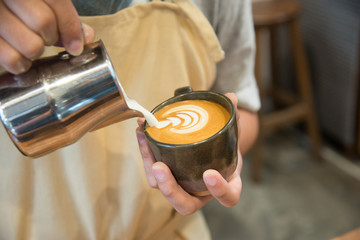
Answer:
[
  {"xmin": 136, "ymin": 93, "xmax": 243, "ymax": 216},
  {"xmin": 0, "ymin": 0, "xmax": 95, "ymax": 74}
]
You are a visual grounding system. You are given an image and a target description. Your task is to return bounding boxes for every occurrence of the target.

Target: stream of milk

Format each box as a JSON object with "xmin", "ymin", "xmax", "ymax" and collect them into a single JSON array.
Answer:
[{"xmin": 126, "ymin": 98, "xmax": 159, "ymax": 127}]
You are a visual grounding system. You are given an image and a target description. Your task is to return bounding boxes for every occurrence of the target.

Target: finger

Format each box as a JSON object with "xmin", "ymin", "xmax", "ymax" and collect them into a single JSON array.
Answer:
[
  {"xmin": 203, "ymin": 169, "xmax": 242, "ymax": 207},
  {"xmin": 137, "ymin": 118, "xmax": 146, "ymax": 130},
  {"xmin": 0, "ymin": 37, "xmax": 31, "ymax": 74},
  {"xmin": 225, "ymin": 92, "xmax": 238, "ymax": 107},
  {"xmin": 136, "ymin": 120, "xmax": 157, "ymax": 188},
  {"xmin": 82, "ymin": 23, "xmax": 95, "ymax": 44},
  {"xmin": 4, "ymin": 0, "xmax": 58, "ymax": 46},
  {"xmin": 225, "ymin": 92, "xmax": 240, "ymax": 121},
  {"xmin": 236, "ymin": 150, "xmax": 243, "ymax": 173},
  {"xmin": 0, "ymin": 2, "xmax": 44, "ymax": 60},
  {"xmin": 44, "ymin": 0, "xmax": 84, "ymax": 56},
  {"xmin": 152, "ymin": 162, "xmax": 212, "ymax": 216},
  {"xmin": 53, "ymin": 22, "xmax": 95, "ymax": 48},
  {"xmin": 225, "ymin": 93, "xmax": 242, "ymax": 149}
]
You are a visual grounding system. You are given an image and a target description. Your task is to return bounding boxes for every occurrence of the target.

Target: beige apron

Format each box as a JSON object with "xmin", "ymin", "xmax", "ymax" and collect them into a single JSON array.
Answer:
[{"xmin": 0, "ymin": 0, "xmax": 224, "ymax": 239}]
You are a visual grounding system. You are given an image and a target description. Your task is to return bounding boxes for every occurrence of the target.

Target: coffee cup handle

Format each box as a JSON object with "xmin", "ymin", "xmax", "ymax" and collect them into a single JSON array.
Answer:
[{"xmin": 174, "ymin": 86, "xmax": 193, "ymax": 96}]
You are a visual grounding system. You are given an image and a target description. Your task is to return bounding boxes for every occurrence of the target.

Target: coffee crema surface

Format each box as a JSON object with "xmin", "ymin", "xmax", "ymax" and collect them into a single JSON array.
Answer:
[{"xmin": 146, "ymin": 100, "xmax": 230, "ymax": 144}]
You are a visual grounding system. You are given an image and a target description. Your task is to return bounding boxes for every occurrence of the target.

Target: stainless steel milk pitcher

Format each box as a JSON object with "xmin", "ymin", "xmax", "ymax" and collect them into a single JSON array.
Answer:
[{"xmin": 0, "ymin": 40, "xmax": 142, "ymax": 158}]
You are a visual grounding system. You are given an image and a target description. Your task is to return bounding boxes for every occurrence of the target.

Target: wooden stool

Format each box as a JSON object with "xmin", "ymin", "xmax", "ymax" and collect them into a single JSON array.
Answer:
[{"xmin": 251, "ymin": 0, "xmax": 322, "ymax": 181}]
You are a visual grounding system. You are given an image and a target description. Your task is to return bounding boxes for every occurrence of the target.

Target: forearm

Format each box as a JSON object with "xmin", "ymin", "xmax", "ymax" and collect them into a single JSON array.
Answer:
[{"xmin": 237, "ymin": 109, "xmax": 259, "ymax": 154}]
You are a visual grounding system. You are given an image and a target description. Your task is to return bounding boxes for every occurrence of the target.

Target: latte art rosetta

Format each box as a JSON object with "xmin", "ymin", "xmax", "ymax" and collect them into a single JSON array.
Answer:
[
  {"xmin": 146, "ymin": 100, "xmax": 230, "ymax": 144},
  {"xmin": 156, "ymin": 105, "xmax": 209, "ymax": 134}
]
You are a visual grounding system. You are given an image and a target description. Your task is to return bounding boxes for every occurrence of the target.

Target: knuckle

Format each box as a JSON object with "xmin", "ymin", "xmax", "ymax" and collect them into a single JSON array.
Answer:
[
  {"xmin": 142, "ymin": 149, "xmax": 153, "ymax": 160},
  {"xmin": 161, "ymin": 185, "xmax": 176, "ymax": 198},
  {"xmin": 177, "ymin": 204, "xmax": 197, "ymax": 216},
  {"xmin": 3, "ymin": 51, "xmax": 20, "ymax": 67},
  {"xmin": 224, "ymin": 199, "xmax": 238, "ymax": 208},
  {"xmin": 219, "ymin": 192, "xmax": 240, "ymax": 208},
  {"xmin": 22, "ymin": 37, "xmax": 44, "ymax": 59},
  {"xmin": 63, "ymin": 18, "xmax": 82, "ymax": 39},
  {"xmin": 0, "ymin": 51, "xmax": 19, "ymax": 71},
  {"xmin": 1, "ymin": 55, "xmax": 29, "ymax": 74},
  {"xmin": 44, "ymin": 0, "xmax": 57, "ymax": 5},
  {"xmin": 35, "ymin": 13, "xmax": 54, "ymax": 32},
  {"xmin": 148, "ymin": 177, "xmax": 158, "ymax": 188},
  {"xmin": 149, "ymin": 182, "xmax": 157, "ymax": 188},
  {"xmin": 214, "ymin": 189, "xmax": 227, "ymax": 199},
  {"xmin": 179, "ymin": 208, "xmax": 196, "ymax": 216}
]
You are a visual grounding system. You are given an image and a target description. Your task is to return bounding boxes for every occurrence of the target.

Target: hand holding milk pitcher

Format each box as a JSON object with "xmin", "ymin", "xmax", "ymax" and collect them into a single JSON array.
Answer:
[{"xmin": 0, "ymin": 0, "xmax": 94, "ymax": 74}]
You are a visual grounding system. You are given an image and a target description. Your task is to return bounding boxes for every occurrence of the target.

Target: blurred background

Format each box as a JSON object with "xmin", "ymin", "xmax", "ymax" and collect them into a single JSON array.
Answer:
[{"xmin": 203, "ymin": 0, "xmax": 360, "ymax": 239}]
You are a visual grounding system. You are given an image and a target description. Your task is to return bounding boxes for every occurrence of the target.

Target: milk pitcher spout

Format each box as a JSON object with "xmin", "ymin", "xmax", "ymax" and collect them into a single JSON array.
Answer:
[{"xmin": 0, "ymin": 40, "xmax": 142, "ymax": 158}]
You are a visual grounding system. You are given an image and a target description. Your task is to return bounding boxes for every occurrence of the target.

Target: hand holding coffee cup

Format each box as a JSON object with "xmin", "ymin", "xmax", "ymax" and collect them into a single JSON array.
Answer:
[{"xmin": 143, "ymin": 87, "xmax": 238, "ymax": 196}]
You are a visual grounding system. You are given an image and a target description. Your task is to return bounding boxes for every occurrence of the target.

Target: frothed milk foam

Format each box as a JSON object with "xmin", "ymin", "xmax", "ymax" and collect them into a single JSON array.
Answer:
[
  {"xmin": 126, "ymin": 97, "xmax": 230, "ymax": 145},
  {"xmin": 146, "ymin": 100, "xmax": 230, "ymax": 144},
  {"xmin": 126, "ymin": 98, "xmax": 159, "ymax": 127}
]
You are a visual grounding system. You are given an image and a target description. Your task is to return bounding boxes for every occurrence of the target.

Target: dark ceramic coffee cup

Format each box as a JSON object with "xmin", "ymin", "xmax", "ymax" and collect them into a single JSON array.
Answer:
[{"xmin": 144, "ymin": 87, "xmax": 238, "ymax": 196}]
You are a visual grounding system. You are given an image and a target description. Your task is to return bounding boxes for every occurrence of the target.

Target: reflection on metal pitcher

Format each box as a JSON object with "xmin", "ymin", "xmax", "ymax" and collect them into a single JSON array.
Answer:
[{"xmin": 0, "ymin": 40, "xmax": 142, "ymax": 158}]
